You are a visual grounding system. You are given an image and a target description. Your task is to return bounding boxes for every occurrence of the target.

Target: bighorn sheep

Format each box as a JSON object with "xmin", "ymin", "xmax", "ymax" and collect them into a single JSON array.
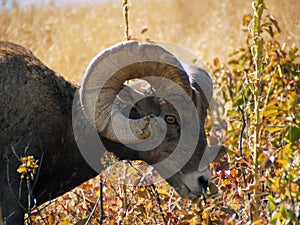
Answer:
[{"xmin": 0, "ymin": 41, "xmax": 226, "ymax": 224}]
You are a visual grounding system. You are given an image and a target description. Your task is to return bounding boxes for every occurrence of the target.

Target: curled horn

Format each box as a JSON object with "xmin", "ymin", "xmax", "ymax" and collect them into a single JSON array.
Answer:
[
  {"xmin": 184, "ymin": 64, "xmax": 213, "ymax": 122},
  {"xmin": 153, "ymin": 41, "xmax": 213, "ymax": 113},
  {"xmin": 80, "ymin": 41, "xmax": 191, "ymax": 144}
]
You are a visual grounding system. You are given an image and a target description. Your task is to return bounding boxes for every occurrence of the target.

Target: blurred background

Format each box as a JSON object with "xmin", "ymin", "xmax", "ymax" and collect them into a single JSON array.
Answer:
[
  {"xmin": 1, "ymin": 0, "xmax": 116, "ymax": 8},
  {"xmin": 1, "ymin": 0, "xmax": 299, "ymax": 83}
]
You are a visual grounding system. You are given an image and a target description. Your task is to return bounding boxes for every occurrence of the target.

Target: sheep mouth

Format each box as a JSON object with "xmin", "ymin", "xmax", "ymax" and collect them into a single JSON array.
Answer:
[{"xmin": 182, "ymin": 181, "xmax": 218, "ymax": 200}]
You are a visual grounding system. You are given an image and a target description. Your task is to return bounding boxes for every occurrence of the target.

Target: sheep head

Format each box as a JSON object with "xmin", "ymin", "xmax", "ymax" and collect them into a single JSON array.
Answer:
[{"xmin": 78, "ymin": 41, "xmax": 227, "ymax": 199}]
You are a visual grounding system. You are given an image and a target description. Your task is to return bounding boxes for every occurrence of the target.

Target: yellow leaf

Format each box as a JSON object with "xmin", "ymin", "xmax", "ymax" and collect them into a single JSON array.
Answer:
[
  {"xmin": 127, "ymin": 166, "xmax": 138, "ymax": 174},
  {"xmin": 156, "ymin": 188, "xmax": 170, "ymax": 197},
  {"xmin": 263, "ymin": 105, "xmax": 278, "ymax": 117},
  {"xmin": 17, "ymin": 166, "xmax": 27, "ymax": 174},
  {"xmin": 59, "ymin": 218, "xmax": 70, "ymax": 225},
  {"xmin": 116, "ymin": 199, "xmax": 122, "ymax": 207},
  {"xmin": 262, "ymin": 73, "xmax": 271, "ymax": 81},
  {"xmin": 252, "ymin": 219, "xmax": 264, "ymax": 225},
  {"xmin": 290, "ymin": 182, "xmax": 298, "ymax": 193},
  {"xmin": 145, "ymin": 201, "xmax": 153, "ymax": 214},
  {"xmin": 108, "ymin": 220, "xmax": 116, "ymax": 225},
  {"xmin": 278, "ymin": 159, "xmax": 289, "ymax": 169},
  {"xmin": 265, "ymin": 125, "xmax": 285, "ymax": 133},
  {"xmin": 47, "ymin": 215, "xmax": 55, "ymax": 224}
]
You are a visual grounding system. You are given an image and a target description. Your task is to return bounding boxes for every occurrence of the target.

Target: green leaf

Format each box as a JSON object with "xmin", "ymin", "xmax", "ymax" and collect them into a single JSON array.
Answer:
[
  {"xmin": 287, "ymin": 171, "xmax": 297, "ymax": 181},
  {"xmin": 280, "ymin": 204, "xmax": 287, "ymax": 218},
  {"xmin": 234, "ymin": 94, "xmax": 245, "ymax": 106},
  {"xmin": 287, "ymin": 92, "xmax": 298, "ymax": 110},
  {"xmin": 262, "ymin": 21, "xmax": 273, "ymax": 27},
  {"xmin": 228, "ymin": 48, "xmax": 245, "ymax": 57},
  {"xmin": 228, "ymin": 59, "xmax": 240, "ymax": 65},
  {"xmin": 258, "ymin": 152, "xmax": 268, "ymax": 167},
  {"xmin": 265, "ymin": 126, "xmax": 286, "ymax": 133},
  {"xmin": 282, "ymin": 143, "xmax": 294, "ymax": 159},
  {"xmin": 284, "ymin": 125, "xmax": 300, "ymax": 143},
  {"xmin": 267, "ymin": 195, "xmax": 276, "ymax": 212},
  {"xmin": 289, "ymin": 47, "xmax": 298, "ymax": 59}
]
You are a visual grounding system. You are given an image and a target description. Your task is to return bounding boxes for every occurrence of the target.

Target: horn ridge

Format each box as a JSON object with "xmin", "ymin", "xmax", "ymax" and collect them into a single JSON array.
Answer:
[{"xmin": 80, "ymin": 41, "xmax": 191, "ymax": 144}]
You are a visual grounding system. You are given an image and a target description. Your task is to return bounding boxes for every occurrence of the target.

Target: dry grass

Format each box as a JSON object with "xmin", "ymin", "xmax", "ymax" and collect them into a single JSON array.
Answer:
[{"xmin": 1, "ymin": 0, "xmax": 299, "ymax": 83}]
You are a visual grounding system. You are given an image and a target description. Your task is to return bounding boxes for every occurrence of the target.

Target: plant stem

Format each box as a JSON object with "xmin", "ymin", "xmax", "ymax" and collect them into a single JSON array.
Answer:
[
  {"xmin": 253, "ymin": 89, "xmax": 260, "ymax": 220},
  {"xmin": 99, "ymin": 175, "xmax": 104, "ymax": 225},
  {"xmin": 122, "ymin": 0, "xmax": 129, "ymax": 40},
  {"xmin": 251, "ymin": 0, "xmax": 265, "ymax": 219}
]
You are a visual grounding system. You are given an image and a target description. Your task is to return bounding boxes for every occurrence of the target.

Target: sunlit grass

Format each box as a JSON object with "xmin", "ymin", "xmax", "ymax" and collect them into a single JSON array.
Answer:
[{"xmin": 1, "ymin": 0, "xmax": 299, "ymax": 83}]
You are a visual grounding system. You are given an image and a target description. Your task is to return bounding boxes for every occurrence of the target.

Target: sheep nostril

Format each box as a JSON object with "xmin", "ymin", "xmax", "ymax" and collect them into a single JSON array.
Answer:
[{"xmin": 198, "ymin": 176, "xmax": 208, "ymax": 191}]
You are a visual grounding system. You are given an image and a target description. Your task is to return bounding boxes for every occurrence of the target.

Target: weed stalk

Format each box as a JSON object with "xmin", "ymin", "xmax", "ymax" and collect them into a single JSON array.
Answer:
[
  {"xmin": 122, "ymin": 0, "xmax": 129, "ymax": 40},
  {"xmin": 251, "ymin": 0, "xmax": 265, "ymax": 219}
]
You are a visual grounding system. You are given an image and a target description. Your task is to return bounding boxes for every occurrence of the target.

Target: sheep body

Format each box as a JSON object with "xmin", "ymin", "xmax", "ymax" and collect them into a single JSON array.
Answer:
[{"xmin": 0, "ymin": 41, "xmax": 97, "ymax": 224}]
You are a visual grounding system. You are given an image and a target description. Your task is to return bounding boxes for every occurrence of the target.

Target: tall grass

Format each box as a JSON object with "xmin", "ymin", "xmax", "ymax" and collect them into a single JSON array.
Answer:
[{"xmin": 1, "ymin": 0, "xmax": 299, "ymax": 83}]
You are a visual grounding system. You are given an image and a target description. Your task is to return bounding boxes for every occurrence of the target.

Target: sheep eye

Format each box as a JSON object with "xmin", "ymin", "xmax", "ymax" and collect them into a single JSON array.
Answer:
[{"xmin": 165, "ymin": 115, "xmax": 176, "ymax": 124}]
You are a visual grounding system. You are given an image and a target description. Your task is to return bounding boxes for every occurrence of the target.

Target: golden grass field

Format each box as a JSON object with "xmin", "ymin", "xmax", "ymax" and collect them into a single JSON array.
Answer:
[{"xmin": 1, "ymin": 0, "xmax": 299, "ymax": 84}]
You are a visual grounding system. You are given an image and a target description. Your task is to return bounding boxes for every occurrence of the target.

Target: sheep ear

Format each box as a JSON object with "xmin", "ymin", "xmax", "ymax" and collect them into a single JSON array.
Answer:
[{"xmin": 209, "ymin": 145, "xmax": 227, "ymax": 162}]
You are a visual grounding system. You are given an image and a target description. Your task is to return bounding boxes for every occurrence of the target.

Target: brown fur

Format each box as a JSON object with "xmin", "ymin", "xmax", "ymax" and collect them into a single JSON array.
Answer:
[{"xmin": 0, "ymin": 41, "xmax": 97, "ymax": 224}]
